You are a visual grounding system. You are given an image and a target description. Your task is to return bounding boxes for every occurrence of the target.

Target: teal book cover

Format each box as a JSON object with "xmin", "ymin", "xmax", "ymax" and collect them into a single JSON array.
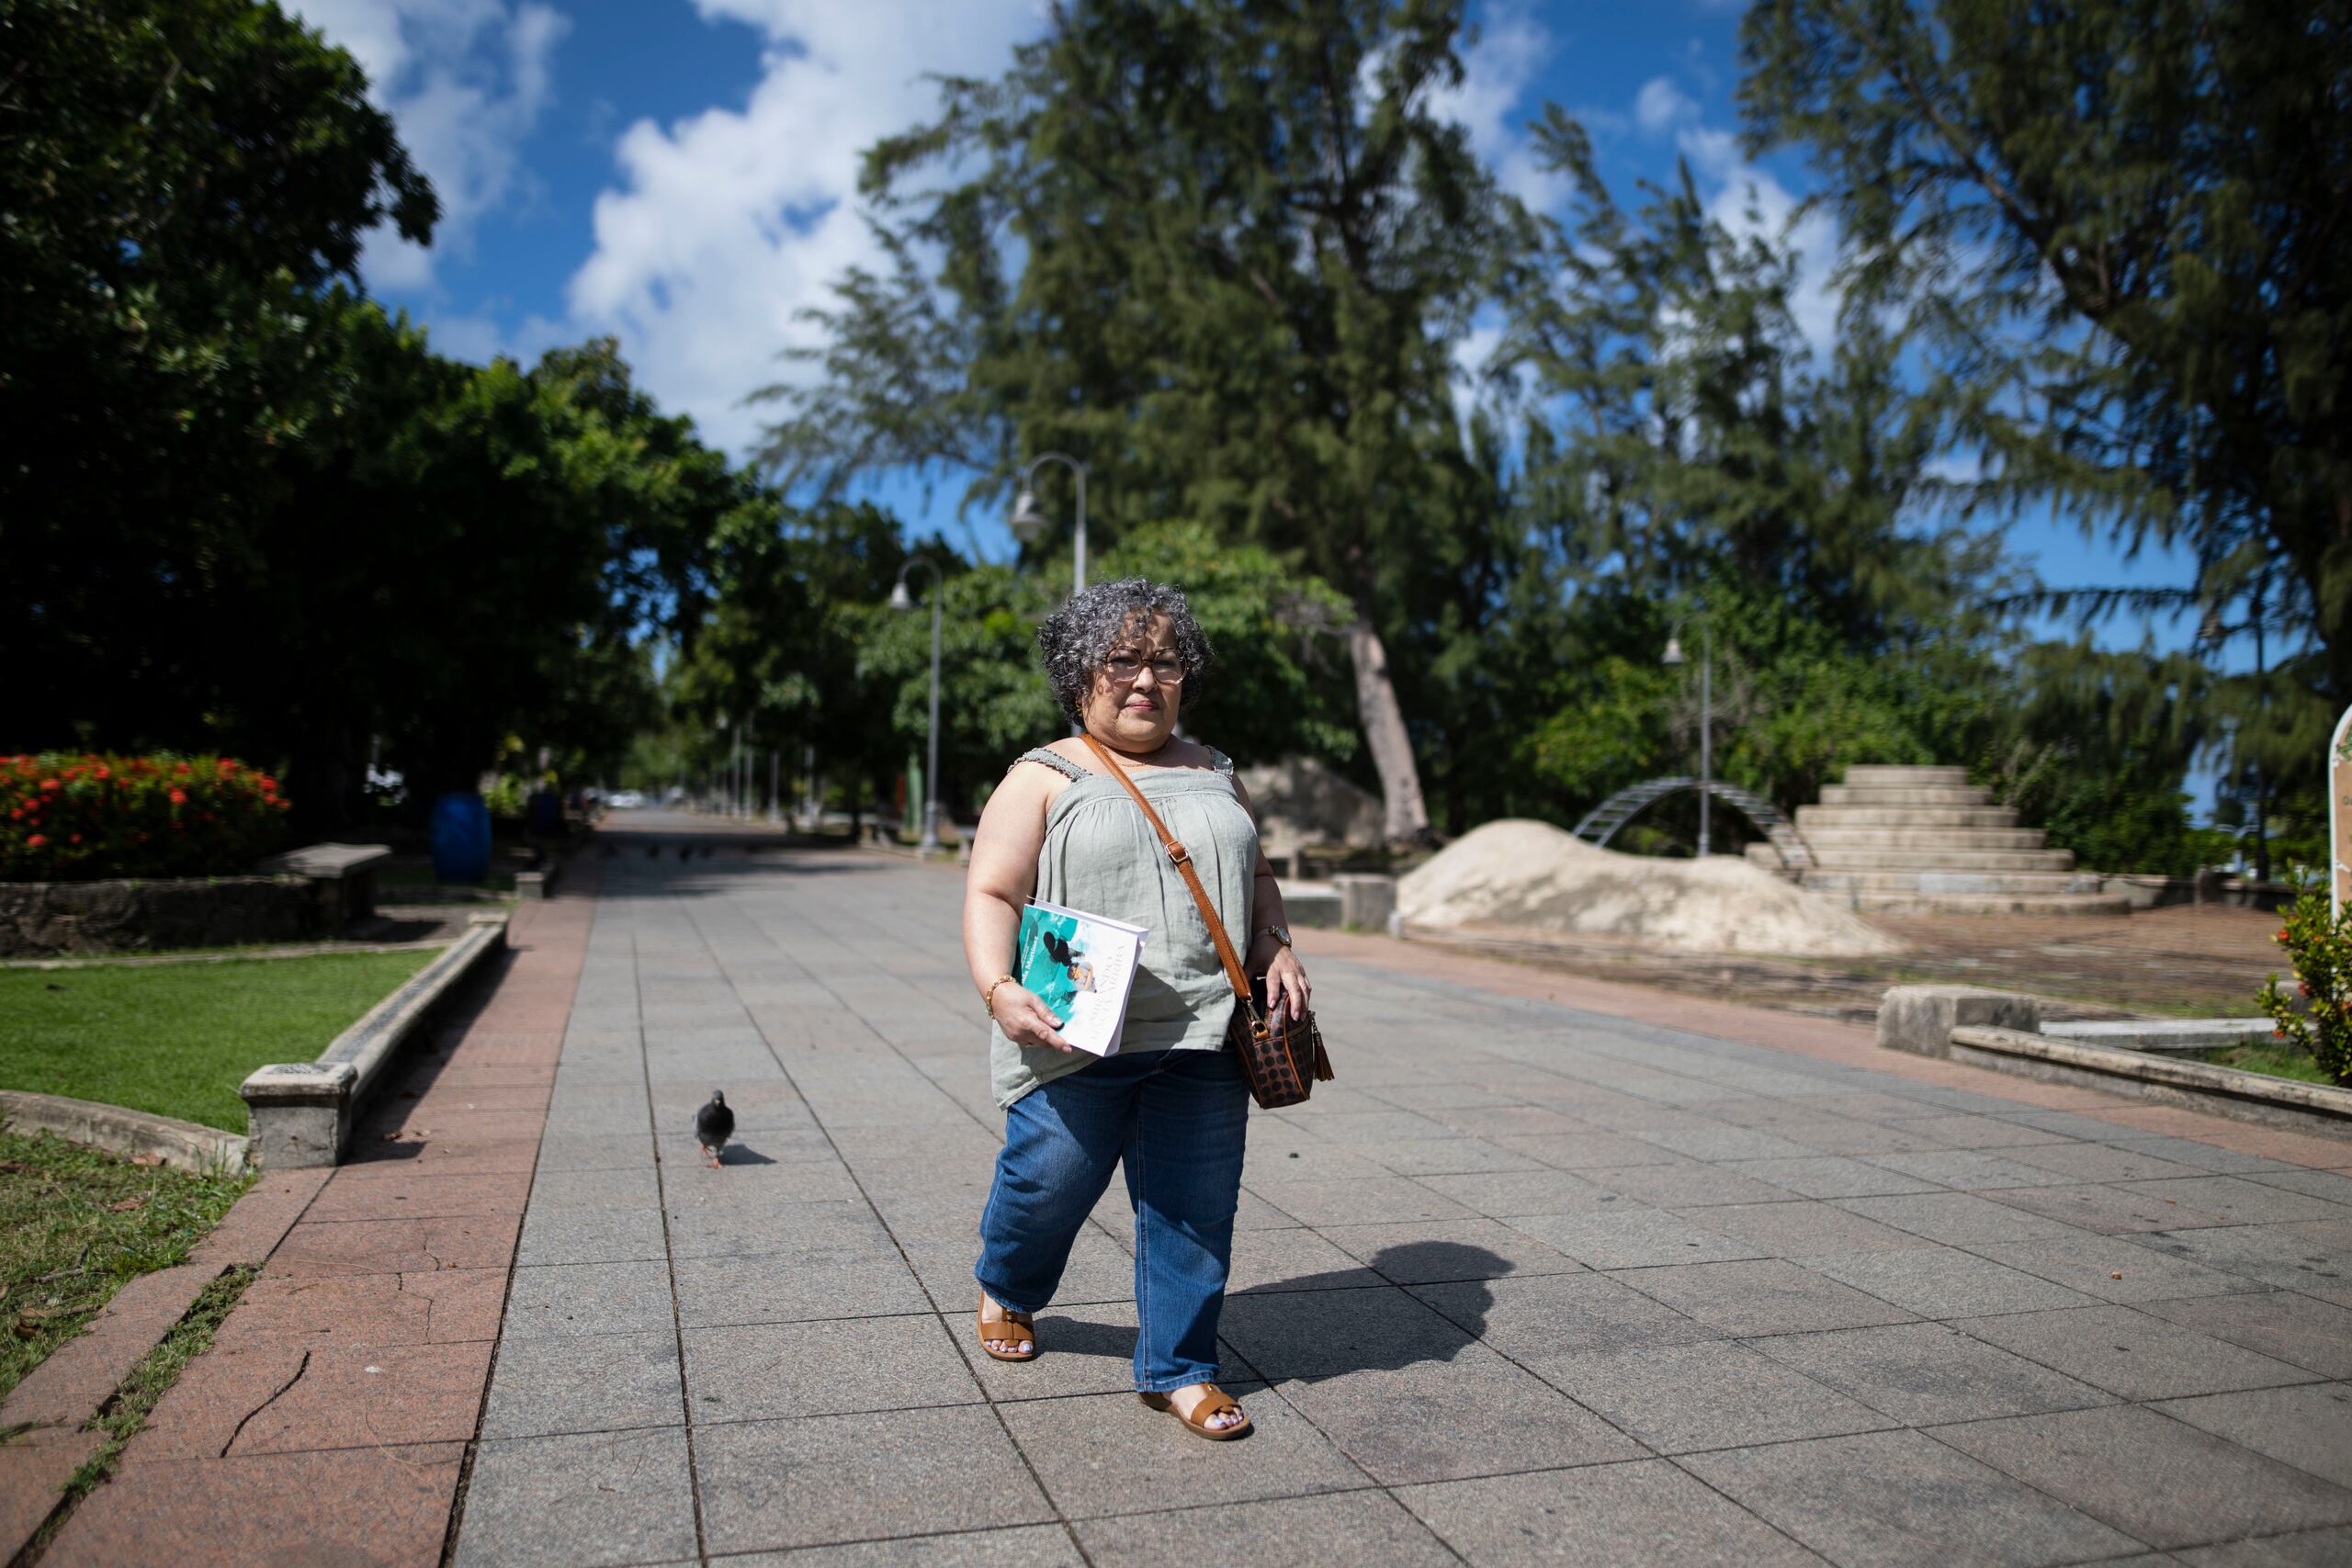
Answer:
[{"xmin": 1015, "ymin": 899, "xmax": 1148, "ymax": 1055}]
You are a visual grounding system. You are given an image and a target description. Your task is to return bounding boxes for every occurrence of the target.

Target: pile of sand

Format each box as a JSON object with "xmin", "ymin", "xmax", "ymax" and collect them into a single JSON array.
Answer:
[{"xmin": 1399, "ymin": 818, "xmax": 1903, "ymax": 958}]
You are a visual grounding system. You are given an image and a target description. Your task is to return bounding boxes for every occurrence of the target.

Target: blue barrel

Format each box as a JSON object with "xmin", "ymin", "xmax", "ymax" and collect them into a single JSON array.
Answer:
[{"xmin": 430, "ymin": 791, "xmax": 492, "ymax": 883}]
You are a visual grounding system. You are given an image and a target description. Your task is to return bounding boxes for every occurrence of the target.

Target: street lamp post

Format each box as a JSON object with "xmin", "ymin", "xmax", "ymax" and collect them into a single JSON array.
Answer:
[
  {"xmin": 1009, "ymin": 452, "xmax": 1090, "ymax": 598},
  {"xmin": 716, "ymin": 713, "xmax": 731, "ymax": 817},
  {"xmin": 1662, "ymin": 617, "xmax": 1713, "ymax": 859},
  {"xmin": 2199, "ymin": 575, "xmax": 2274, "ymax": 883},
  {"xmin": 888, "ymin": 559, "xmax": 944, "ymax": 853}
]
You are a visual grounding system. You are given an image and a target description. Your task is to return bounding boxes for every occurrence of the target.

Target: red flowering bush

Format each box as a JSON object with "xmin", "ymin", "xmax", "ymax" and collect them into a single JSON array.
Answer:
[
  {"xmin": 2258, "ymin": 885, "xmax": 2352, "ymax": 1088},
  {"xmin": 0, "ymin": 754, "xmax": 291, "ymax": 881}
]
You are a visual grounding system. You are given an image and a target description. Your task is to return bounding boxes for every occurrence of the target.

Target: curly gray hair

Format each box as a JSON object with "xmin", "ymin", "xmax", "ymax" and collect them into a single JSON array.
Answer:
[{"xmin": 1035, "ymin": 578, "xmax": 1213, "ymax": 725}]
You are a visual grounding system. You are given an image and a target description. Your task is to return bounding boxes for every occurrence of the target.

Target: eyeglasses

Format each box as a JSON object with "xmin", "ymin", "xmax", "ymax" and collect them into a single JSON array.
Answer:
[{"xmin": 1104, "ymin": 655, "xmax": 1185, "ymax": 684}]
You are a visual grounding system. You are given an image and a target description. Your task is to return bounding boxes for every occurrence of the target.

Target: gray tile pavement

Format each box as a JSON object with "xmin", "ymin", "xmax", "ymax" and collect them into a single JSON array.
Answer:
[{"xmin": 451, "ymin": 845, "xmax": 2352, "ymax": 1565}]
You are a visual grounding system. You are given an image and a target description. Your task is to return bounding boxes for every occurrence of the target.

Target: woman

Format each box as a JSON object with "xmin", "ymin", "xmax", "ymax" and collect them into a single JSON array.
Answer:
[{"xmin": 964, "ymin": 578, "xmax": 1310, "ymax": 1440}]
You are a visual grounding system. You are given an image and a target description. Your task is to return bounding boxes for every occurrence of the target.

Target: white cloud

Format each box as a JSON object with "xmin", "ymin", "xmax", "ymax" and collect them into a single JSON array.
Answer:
[
  {"xmin": 293, "ymin": 0, "xmax": 569, "ymax": 289},
  {"xmin": 553, "ymin": 0, "xmax": 1042, "ymax": 455},
  {"xmin": 1430, "ymin": 6, "xmax": 1563, "ymax": 212},
  {"xmin": 1676, "ymin": 125, "xmax": 1741, "ymax": 183},
  {"xmin": 1634, "ymin": 75, "xmax": 1699, "ymax": 135},
  {"xmin": 1451, "ymin": 321, "xmax": 1503, "ymax": 426},
  {"xmin": 574, "ymin": 0, "xmax": 1576, "ymax": 457},
  {"xmin": 1924, "ymin": 448, "xmax": 1987, "ymax": 485},
  {"xmin": 325, "ymin": 0, "xmax": 1556, "ymax": 456}
]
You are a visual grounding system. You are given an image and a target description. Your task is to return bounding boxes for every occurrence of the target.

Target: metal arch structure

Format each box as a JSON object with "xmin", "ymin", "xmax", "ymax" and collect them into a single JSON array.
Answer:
[{"xmin": 1570, "ymin": 776, "xmax": 1815, "ymax": 873}]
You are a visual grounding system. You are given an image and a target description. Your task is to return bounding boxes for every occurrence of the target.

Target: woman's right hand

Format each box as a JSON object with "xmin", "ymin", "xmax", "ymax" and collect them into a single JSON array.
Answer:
[{"xmin": 990, "ymin": 984, "xmax": 1074, "ymax": 1052}]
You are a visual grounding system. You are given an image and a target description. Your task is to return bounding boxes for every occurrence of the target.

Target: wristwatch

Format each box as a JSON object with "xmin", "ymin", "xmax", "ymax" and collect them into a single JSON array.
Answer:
[{"xmin": 1258, "ymin": 924, "xmax": 1293, "ymax": 948}]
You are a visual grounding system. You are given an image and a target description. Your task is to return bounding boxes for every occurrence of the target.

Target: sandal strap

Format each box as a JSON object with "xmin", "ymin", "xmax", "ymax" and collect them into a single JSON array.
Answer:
[
  {"xmin": 978, "ymin": 1300, "xmax": 1034, "ymax": 1333},
  {"xmin": 1185, "ymin": 1388, "xmax": 1238, "ymax": 1423}
]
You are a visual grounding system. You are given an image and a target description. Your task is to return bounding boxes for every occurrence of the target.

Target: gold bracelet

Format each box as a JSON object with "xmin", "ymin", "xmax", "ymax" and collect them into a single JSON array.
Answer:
[{"xmin": 982, "ymin": 974, "xmax": 1016, "ymax": 1019}]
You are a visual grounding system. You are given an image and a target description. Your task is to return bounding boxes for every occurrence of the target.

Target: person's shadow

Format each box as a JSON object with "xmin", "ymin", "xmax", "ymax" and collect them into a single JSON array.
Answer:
[
  {"xmin": 997, "ymin": 1242, "xmax": 1511, "ymax": 1392},
  {"xmin": 1221, "ymin": 1240, "xmax": 1510, "ymax": 1383}
]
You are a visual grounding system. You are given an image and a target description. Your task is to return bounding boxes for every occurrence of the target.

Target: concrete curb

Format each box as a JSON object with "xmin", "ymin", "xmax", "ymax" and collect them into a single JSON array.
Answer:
[
  {"xmin": 1948, "ymin": 1022, "xmax": 2352, "ymax": 1138},
  {"xmin": 2041, "ymin": 1017, "xmax": 2278, "ymax": 1056},
  {"xmin": 0, "ymin": 938, "xmax": 458, "ymax": 971},
  {"xmin": 239, "ymin": 916, "xmax": 509, "ymax": 1168},
  {"xmin": 852, "ymin": 835, "xmax": 959, "ymax": 864},
  {"xmin": 0, "ymin": 1090, "xmax": 248, "ymax": 1176}
]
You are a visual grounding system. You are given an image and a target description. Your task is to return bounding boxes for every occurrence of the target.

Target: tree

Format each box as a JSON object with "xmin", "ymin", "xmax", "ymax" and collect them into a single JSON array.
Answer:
[
  {"xmin": 1491, "ymin": 118, "xmax": 2016, "ymax": 821},
  {"xmin": 845, "ymin": 521, "xmax": 1362, "ymax": 820},
  {"xmin": 1485, "ymin": 113, "xmax": 2224, "ymax": 873},
  {"xmin": 1498, "ymin": 115, "xmax": 2011, "ymax": 647},
  {"xmin": 1522, "ymin": 582, "xmax": 2001, "ymax": 840},
  {"xmin": 153, "ymin": 322, "xmax": 747, "ymax": 823},
  {"xmin": 1088, "ymin": 523, "xmax": 1361, "ymax": 767},
  {"xmin": 671, "ymin": 502, "xmax": 922, "ymax": 828},
  {"xmin": 754, "ymin": 0, "xmax": 1521, "ymax": 842},
  {"xmin": 1737, "ymin": 0, "xmax": 2349, "ymax": 761},
  {"xmin": 4, "ymin": 0, "xmax": 436, "ymax": 751},
  {"xmin": 352, "ymin": 339, "xmax": 750, "ymax": 804},
  {"xmin": 1981, "ymin": 639, "xmax": 2222, "ymax": 875}
]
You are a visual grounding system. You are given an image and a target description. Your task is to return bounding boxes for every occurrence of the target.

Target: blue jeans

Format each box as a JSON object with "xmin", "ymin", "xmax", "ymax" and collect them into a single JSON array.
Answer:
[{"xmin": 975, "ymin": 1048, "xmax": 1250, "ymax": 1393}]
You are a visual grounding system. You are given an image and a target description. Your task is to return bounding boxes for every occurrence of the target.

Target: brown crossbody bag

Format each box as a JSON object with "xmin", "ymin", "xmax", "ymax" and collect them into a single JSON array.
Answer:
[{"xmin": 1080, "ymin": 734, "xmax": 1333, "ymax": 1109}]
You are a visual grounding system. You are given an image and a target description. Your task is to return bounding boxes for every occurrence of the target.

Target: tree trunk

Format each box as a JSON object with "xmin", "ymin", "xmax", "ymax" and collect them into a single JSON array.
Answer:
[{"xmin": 1347, "ymin": 618, "xmax": 1430, "ymax": 844}]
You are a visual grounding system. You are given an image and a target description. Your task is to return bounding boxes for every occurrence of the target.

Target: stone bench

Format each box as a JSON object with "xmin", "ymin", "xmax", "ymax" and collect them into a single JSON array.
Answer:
[
  {"xmin": 1274, "ymin": 873, "xmax": 1396, "ymax": 933},
  {"xmin": 240, "ymin": 914, "xmax": 508, "ymax": 1167},
  {"xmin": 1876, "ymin": 983, "xmax": 2352, "ymax": 1139},
  {"xmin": 255, "ymin": 841, "xmax": 390, "ymax": 929}
]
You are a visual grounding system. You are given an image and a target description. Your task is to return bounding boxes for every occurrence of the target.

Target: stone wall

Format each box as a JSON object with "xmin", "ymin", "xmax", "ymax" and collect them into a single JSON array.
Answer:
[
  {"xmin": 0, "ymin": 875, "xmax": 330, "ymax": 956},
  {"xmin": 1237, "ymin": 756, "xmax": 1385, "ymax": 850}
]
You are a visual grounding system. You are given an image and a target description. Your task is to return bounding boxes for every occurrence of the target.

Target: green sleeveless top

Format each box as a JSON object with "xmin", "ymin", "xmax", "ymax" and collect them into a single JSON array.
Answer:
[{"xmin": 989, "ymin": 745, "xmax": 1259, "ymax": 1107}]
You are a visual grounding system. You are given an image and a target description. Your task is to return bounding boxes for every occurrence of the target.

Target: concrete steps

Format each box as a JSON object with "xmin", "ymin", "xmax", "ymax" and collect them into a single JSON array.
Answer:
[
  {"xmin": 1805, "ymin": 868, "xmax": 2098, "ymax": 895},
  {"xmin": 1843, "ymin": 764, "xmax": 1972, "ymax": 787},
  {"xmin": 1818, "ymin": 784, "xmax": 1989, "ymax": 808},
  {"xmin": 1847, "ymin": 890, "xmax": 2134, "ymax": 918},
  {"xmin": 1776, "ymin": 764, "xmax": 2132, "ymax": 916},
  {"xmin": 1801, "ymin": 827, "xmax": 2050, "ymax": 852},
  {"xmin": 1797, "ymin": 806, "xmax": 2020, "ymax": 829},
  {"xmin": 1806, "ymin": 849, "xmax": 2077, "ymax": 873}
]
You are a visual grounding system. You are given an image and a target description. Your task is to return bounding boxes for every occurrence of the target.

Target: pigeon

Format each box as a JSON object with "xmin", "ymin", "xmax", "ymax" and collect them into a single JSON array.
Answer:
[{"xmin": 694, "ymin": 1091, "xmax": 734, "ymax": 1168}]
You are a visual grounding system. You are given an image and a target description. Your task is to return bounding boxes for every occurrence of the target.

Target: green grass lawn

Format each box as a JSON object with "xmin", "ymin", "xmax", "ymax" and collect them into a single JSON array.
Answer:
[
  {"xmin": 0, "ymin": 1129, "xmax": 249, "ymax": 1409},
  {"xmin": 0, "ymin": 951, "xmax": 437, "ymax": 1132},
  {"xmin": 2208, "ymin": 1041, "xmax": 2338, "ymax": 1087}
]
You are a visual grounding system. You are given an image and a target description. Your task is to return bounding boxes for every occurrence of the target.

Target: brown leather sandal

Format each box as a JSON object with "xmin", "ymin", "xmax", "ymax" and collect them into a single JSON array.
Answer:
[
  {"xmin": 977, "ymin": 1292, "xmax": 1037, "ymax": 1361},
  {"xmin": 1138, "ymin": 1384, "xmax": 1251, "ymax": 1440}
]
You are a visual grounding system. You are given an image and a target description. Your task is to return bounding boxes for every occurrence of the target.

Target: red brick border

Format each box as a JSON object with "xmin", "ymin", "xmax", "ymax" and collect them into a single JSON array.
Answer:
[{"xmin": 33, "ymin": 867, "xmax": 598, "ymax": 1568}]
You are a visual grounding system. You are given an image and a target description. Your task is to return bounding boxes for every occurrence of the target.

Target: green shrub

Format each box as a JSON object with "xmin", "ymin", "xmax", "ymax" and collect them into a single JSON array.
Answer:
[
  {"xmin": 2257, "ymin": 886, "xmax": 2352, "ymax": 1087},
  {"xmin": 0, "ymin": 753, "xmax": 290, "ymax": 881},
  {"xmin": 482, "ymin": 774, "xmax": 529, "ymax": 819}
]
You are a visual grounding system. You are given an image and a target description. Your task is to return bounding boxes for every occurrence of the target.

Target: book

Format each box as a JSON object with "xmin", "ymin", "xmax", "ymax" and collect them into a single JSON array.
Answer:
[{"xmin": 1014, "ymin": 898, "xmax": 1149, "ymax": 1056}]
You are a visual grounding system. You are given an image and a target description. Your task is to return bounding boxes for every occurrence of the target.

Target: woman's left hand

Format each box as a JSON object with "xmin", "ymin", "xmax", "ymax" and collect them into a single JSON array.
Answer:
[{"xmin": 1262, "ymin": 945, "xmax": 1311, "ymax": 1021}]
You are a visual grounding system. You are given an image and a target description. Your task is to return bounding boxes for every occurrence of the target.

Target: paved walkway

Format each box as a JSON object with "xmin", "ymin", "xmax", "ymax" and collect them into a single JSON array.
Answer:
[
  {"xmin": 431, "ymin": 833, "xmax": 2352, "ymax": 1568},
  {"xmin": 38, "ymin": 873, "xmax": 598, "ymax": 1566}
]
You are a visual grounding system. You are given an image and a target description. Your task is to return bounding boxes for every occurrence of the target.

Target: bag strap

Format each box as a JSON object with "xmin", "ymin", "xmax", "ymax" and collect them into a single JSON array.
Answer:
[{"xmin": 1077, "ymin": 734, "xmax": 1257, "ymax": 1017}]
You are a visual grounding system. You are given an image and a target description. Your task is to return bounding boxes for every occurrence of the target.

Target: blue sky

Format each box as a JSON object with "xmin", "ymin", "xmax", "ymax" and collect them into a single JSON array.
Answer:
[{"xmin": 295, "ymin": 0, "xmax": 2222, "ymax": 800}]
